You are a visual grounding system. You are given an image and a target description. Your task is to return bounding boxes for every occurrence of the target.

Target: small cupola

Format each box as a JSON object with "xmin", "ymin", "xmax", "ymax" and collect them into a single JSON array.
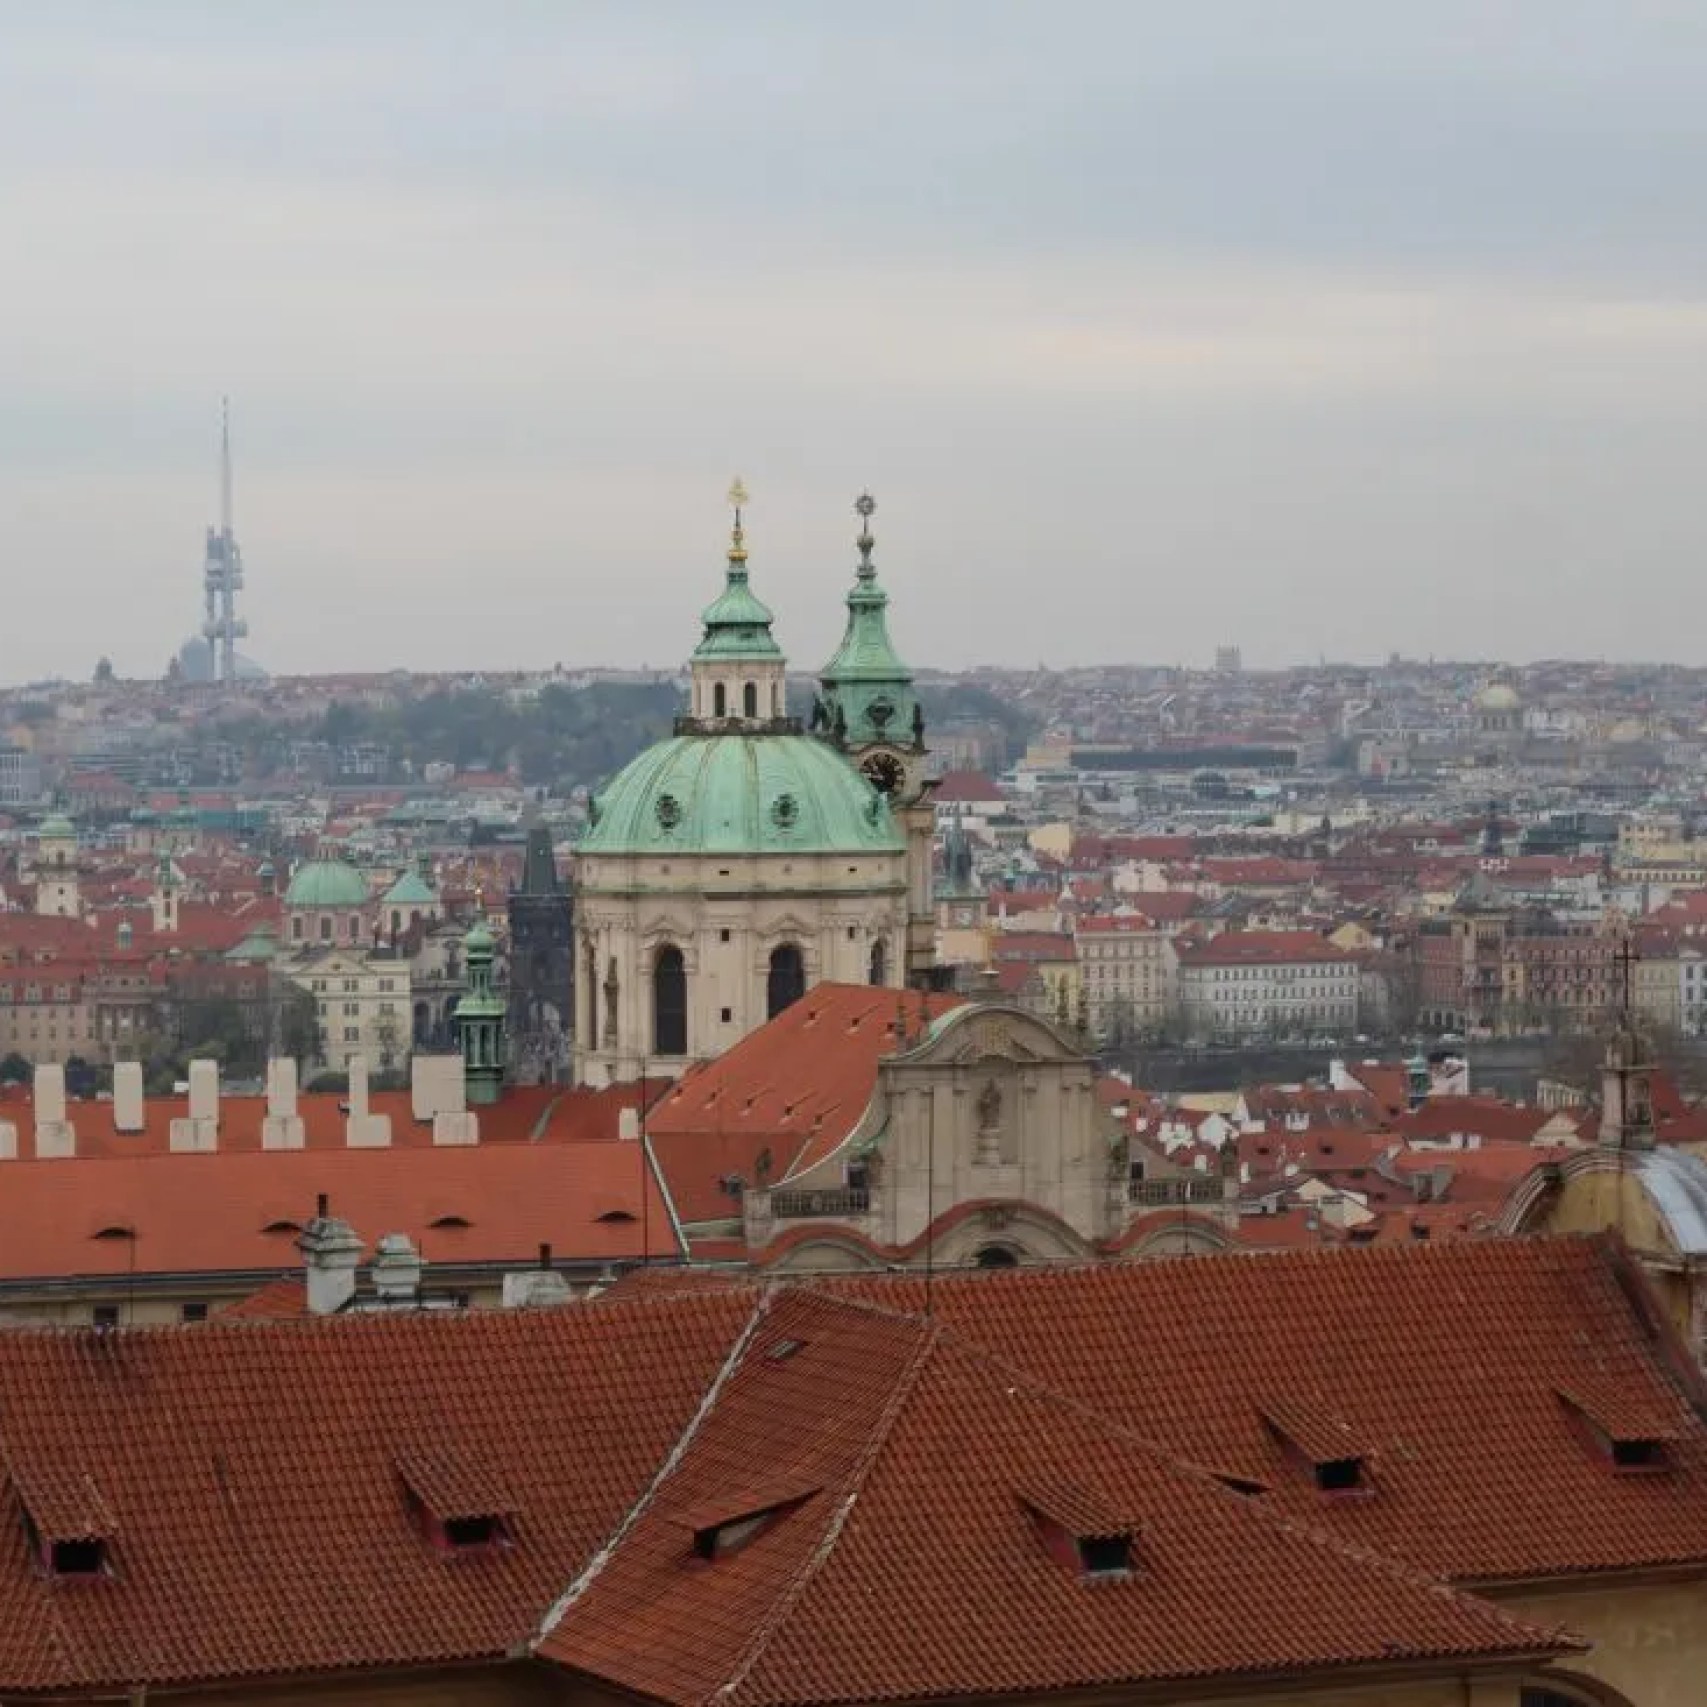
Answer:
[{"xmin": 684, "ymin": 480, "xmax": 790, "ymax": 732}]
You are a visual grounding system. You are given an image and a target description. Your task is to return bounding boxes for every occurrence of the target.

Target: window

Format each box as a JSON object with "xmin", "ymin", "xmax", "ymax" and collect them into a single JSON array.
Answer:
[
  {"xmin": 720, "ymin": 928, "xmax": 731, "ymax": 943},
  {"xmin": 1078, "ymin": 1534, "xmax": 1133, "ymax": 1577},
  {"xmin": 869, "ymin": 938, "xmax": 888, "ymax": 986},
  {"xmin": 720, "ymin": 1006, "xmax": 733, "ymax": 1024},
  {"xmin": 48, "ymin": 1537, "xmax": 106, "ymax": 1577},
  {"xmin": 180, "ymin": 1302, "xmax": 208, "ymax": 1324},
  {"xmin": 743, "ymin": 680, "xmax": 758, "ymax": 719},
  {"xmin": 714, "ymin": 682, "xmax": 727, "ymax": 718},
  {"xmin": 767, "ymin": 944, "xmax": 806, "ymax": 1020},
  {"xmin": 92, "ymin": 1305, "xmax": 119, "ymax": 1330},
  {"xmin": 1315, "ymin": 1456, "xmax": 1365, "ymax": 1493},
  {"xmin": 653, "ymin": 945, "xmax": 688, "ymax": 1056},
  {"xmin": 442, "ymin": 1514, "xmax": 506, "ymax": 1550},
  {"xmin": 319, "ymin": 916, "xmax": 332, "ymax": 941},
  {"xmin": 343, "ymin": 1026, "xmax": 360, "ymax": 1042}
]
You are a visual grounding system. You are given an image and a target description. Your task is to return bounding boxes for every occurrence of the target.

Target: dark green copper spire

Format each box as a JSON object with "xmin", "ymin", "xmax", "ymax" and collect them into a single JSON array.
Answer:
[{"xmin": 818, "ymin": 492, "xmax": 922, "ymax": 751}]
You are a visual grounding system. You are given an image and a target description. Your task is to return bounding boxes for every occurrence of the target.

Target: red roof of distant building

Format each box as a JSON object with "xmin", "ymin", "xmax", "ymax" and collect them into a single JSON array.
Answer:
[{"xmin": 1175, "ymin": 930, "xmax": 1356, "ymax": 967}]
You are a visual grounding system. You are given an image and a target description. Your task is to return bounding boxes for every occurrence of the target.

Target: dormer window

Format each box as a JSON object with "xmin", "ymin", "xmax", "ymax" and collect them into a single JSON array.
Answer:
[
  {"xmin": 1261, "ymin": 1401, "xmax": 1371, "ymax": 1497},
  {"xmin": 679, "ymin": 1480, "xmax": 820, "ymax": 1563},
  {"xmin": 1556, "ymin": 1384, "xmax": 1676, "ymax": 1475},
  {"xmin": 398, "ymin": 1456, "xmax": 514, "ymax": 1556},
  {"xmin": 1021, "ymin": 1479, "xmax": 1139, "ymax": 1583},
  {"xmin": 13, "ymin": 1471, "xmax": 115, "ymax": 1581}
]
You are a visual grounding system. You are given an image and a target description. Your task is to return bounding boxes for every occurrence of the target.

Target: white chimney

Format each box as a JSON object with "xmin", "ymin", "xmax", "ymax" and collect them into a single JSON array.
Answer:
[
  {"xmin": 618, "ymin": 1107, "xmax": 642, "ymax": 1143},
  {"xmin": 413, "ymin": 1052, "xmax": 477, "ymax": 1145},
  {"xmin": 169, "ymin": 1059, "xmax": 219, "ymax": 1152},
  {"xmin": 261, "ymin": 1057, "xmax": 305, "ymax": 1149},
  {"xmin": 112, "ymin": 1061, "xmax": 145, "ymax": 1135},
  {"xmin": 502, "ymin": 1269, "xmax": 573, "ymax": 1309},
  {"xmin": 369, "ymin": 1232, "xmax": 424, "ymax": 1303},
  {"xmin": 299, "ymin": 1216, "xmax": 365, "ymax": 1315},
  {"xmin": 33, "ymin": 1063, "xmax": 74, "ymax": 1159},
  {"xmin": 344, "ymin": 1055, "xmax": 392, "ymax": 1147},
  {"xmin": 0, "ymin": 1120, "xmax": 16, "ymax": 1161}
]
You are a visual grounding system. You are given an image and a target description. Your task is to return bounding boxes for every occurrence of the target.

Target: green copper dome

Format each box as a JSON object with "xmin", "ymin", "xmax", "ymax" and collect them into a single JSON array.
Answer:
[
  {"xmin": 383, "ymin": 868, "xmax": 437, "ymax": 907},
  {"xmin": 284, "ymin": 858, "xmax": 371, "ymax": 909},
  {"xmin": 37, "ymin": 814, "xmax": 76, "ymax": 841},
  {"xmin": 580, "ymin": 733, "xmax": 903, "ymax": 857}
]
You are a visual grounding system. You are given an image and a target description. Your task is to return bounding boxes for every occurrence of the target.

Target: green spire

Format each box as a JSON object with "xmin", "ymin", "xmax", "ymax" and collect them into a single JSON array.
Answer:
[
  {"xmin": 692, "ymin": 477, "xmax": 784, "ymax": 663},
  {"xmin": 818, "ymin": 492, "xmax": 922, "ymax": 750},
  {"xmin": 456, "ymin": 914, "xmax": 507, "ymax": 1106}
]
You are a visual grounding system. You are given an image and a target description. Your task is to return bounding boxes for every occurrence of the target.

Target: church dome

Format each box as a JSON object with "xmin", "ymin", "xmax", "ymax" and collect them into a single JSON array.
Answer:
[
  {"xmin": 36, "ymin": 814, "xmax": 75, "ymax": 841},
  {"xmin": 580, "ymin": 732, "xmax": 903, "ymax": 857},
  {"xmin": 1474, "ymin": 682, "xmax": 1521, "ymax": 713},
  {"xmin": 284, "ymin": 858, "xmax": 370, "ymax": 909}
]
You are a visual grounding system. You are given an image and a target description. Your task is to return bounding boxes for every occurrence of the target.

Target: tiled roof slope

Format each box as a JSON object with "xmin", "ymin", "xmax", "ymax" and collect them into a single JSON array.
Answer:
[
  {"xmin": 543, "ymin": 1290, "xmax": 1573, "ymax": 1705},
  {"xmin": 647, "ymin": 984, "xmax": 960, "ymax": 1222},
  {"xmin": 809, "ymin": 1236, "xmax": 1707, "ymax": 1582},
  {"xmin": 0, "ymin": 1141, "xmax": 681, "ymax": 1283},
  {"xmin": 0, "ymin": 1293, "xmax": 754, "ymax": 1694}
]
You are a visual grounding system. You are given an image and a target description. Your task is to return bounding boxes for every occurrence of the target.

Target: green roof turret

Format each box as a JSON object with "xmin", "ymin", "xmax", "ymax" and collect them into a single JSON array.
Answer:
[
  {"xmin": 691, "ymin": 477, "xmax": 784, "ymax": 665},
  {"xmin": 456, "ymin": 910, "xmax": 506, "ymax": 1106},
  {"xmin": 817, "ymin": 493, "xmax": 922, "ymax": 753}
]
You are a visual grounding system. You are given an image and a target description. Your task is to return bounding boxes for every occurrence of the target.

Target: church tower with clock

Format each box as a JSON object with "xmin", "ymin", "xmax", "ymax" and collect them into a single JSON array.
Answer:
[{"xmin": 815, "ymin": 494, "xmax": 939, "ymax": 987}]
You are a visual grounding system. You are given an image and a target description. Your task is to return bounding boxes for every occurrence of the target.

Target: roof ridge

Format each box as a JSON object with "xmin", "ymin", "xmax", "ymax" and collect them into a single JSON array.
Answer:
[
  {"xmin": 711, "ymin": 1313, "xmax": 944, "ymax": 1707},
  {"xmin": 533, "ymin": 1291, "xmax": 774, "ymax": 1645}
]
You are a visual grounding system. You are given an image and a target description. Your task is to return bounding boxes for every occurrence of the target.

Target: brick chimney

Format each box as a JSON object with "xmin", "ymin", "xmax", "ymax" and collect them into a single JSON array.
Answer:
[
  {"xmin": 33, "ymin": 1063, "xmax": 75, "ymax": 1159},
  {"xmin": 299, "ymin": 1216, "xmax": 364, "ymax": 1315}
]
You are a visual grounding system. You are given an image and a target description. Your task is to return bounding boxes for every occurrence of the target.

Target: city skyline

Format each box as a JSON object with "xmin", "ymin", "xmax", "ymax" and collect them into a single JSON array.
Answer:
[{"xmin": 4, "ymin": 3, "xmax": 1706, "ymax": 680}]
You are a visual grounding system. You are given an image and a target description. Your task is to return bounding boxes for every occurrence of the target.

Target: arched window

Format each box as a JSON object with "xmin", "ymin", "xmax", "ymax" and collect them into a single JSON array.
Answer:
[
  {"xmin": 767, "ymin": 943, "xmax": 806, "ymax": 1020},
  {"xmin": 771, "ymin": 682, "xmax": 781, "ymax": 715},
  {"xmin": 974, "ymin": 1245, "xmax": 1020, "ymax": 1269},
  {"xmin": 319, "ymin": 915, "xmax": 332, "ymax": 942},
  {"xmin": 653, "ymin": 945, "xmax": 687, "ymax": 1056},
  {"xmin": 390, "ymin": 910, "xmax": 402, "ymax": 937},
  {"xmin": 714, "ymin": 682, "xmax": 727, "ymax": 718},
  {"xmin": 292, "ymin": 915, "xmax": 305, "ymax": 943},
  {"xmin": 743, "ymin": 681, "xmax": 758, "ymax": 719},
  {"xmin": 868, "ymin": 938, "xmax": 888, "ymax": 986}
]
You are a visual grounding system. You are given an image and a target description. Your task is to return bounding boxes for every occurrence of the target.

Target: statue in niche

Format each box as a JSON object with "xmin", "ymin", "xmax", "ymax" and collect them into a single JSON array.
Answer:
[
  {"xmin": 975, "ymin": 1077, "xmax": 1004, "ymax": 1166},
  {"xmin": 603, "ymin": 956, "xmax": 620, "ymax": 1049},
  {"xmin": 809, "ymin": 693, "xmax": 828, "ymax": 734}
]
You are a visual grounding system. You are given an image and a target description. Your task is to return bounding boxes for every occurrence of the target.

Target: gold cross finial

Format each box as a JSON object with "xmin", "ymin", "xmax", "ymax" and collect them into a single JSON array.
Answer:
[{"xmin": 727, "ymin": 477, "xmax": 750, "ymax": 565}]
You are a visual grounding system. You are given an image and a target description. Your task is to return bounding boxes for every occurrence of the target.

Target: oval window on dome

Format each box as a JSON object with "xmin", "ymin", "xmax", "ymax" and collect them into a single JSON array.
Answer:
[
  {"xmin": 655, "ymin": 793, "xmax": 683, "ymax": 832},
  {"xmin": 771, "ymin": 793, "xmax": 799, "ymax": 831}
]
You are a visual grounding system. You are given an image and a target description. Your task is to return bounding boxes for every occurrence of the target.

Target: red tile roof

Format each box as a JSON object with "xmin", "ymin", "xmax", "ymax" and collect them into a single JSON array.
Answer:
[
  {"xmin": 0, "ymin": 1293, "xmax": 754, "ymax": 1694},
  {"xmin": 647, "ymin": 985, "xmax": 961, "ymax": 1222},
  {"xmin": 540, "ymin": 1290, "xmax": 1573, "ymax": 1705},
  {"xmin": 809, "ymin": 1236, "xmax": 1707, "ymax": 1582},
  {"xmin": 0, "ymin": 1141, "xmax": 681, "ymax": 1283},
  {"xmin": 1176, "ymin": 930, "xmax": 1356, "ymax": 968}
]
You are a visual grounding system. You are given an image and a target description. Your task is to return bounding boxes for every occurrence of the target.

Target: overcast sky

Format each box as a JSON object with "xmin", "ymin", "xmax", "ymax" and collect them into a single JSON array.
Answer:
[{"xmin": 3, "ymin": 2, "xmax": 1705, "ymax": 681}]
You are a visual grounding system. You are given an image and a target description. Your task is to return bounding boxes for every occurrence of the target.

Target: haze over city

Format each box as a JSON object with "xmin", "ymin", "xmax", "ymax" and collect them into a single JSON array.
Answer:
[{"xmin": 4, "ymin": 1, "xmax": 1706, "ymax": 680}]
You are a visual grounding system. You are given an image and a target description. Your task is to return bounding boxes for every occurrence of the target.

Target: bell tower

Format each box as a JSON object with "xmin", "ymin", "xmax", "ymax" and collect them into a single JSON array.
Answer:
[{"xmin": 817, "ymin": 493, "xmax": 937, "ymax": 985}]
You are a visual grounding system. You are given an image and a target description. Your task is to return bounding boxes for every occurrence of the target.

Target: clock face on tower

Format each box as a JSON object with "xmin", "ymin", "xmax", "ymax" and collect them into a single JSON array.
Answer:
[{"xmin": 861, "ymin": 751, "xmax": 906, "ymax": 799}]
